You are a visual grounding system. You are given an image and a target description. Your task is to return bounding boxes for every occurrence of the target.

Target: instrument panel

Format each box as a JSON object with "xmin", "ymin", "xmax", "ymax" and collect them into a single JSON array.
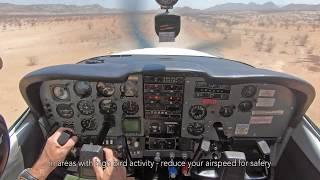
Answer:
[
  {"xmin": 40, "ymin": 73, "xmax": 296, "ymax": 156},
  {"xmin": 41, "ymin": 75, "xmax": 144, "ymax": 138}
]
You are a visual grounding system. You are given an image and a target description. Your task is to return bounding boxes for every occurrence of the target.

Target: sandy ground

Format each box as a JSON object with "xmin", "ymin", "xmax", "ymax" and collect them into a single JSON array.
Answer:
[{"xmin": 0, "ymin": 13, "xmax": 319, "ymax": 127}]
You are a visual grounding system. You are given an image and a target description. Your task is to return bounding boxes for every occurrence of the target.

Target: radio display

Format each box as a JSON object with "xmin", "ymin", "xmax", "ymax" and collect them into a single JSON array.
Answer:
[
  {"xmin": 195, "ymin": 81, "xmax": 231, "ymax": 100},
  {"xmin": 122, "ymin": 118, "xmax": 141, "ymax": 133}
]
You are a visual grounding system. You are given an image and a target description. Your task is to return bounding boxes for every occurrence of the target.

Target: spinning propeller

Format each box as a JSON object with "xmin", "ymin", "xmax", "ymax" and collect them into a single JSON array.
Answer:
[{"xmin": 117, "ymin": 0, "xmax": 228, "ymax": 57}]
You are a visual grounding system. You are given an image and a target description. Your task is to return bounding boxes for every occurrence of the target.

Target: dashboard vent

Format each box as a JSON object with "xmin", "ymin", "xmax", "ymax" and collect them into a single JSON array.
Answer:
[
  {"xmin": 84, "ymin": 59, "xmax": 105, "ymax": 64},
  {"xmin": 109, "ymin": 55, "xmax": 132, "ymax": 58},
  {"xmin": 82, "ymin": 56, "xmax": 107, "ymax": 64}
]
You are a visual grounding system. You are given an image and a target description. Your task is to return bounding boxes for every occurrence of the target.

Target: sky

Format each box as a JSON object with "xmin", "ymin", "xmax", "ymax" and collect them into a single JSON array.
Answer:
[{"xmin": 0, "ymin": 0, "xmax": 320, "ymax": 9}]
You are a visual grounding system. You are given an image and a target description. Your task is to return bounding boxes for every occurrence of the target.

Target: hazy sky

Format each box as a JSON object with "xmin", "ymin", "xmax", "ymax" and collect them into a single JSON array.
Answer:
[{"xmin": 0, "ymin": 0, "xmax": 320, "ymax": 9}]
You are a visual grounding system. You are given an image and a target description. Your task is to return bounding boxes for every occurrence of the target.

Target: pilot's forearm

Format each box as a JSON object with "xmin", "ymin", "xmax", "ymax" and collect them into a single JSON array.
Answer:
[{"xmin": 30, "ymin": 150, "xmax": 55, "ymax": 180}]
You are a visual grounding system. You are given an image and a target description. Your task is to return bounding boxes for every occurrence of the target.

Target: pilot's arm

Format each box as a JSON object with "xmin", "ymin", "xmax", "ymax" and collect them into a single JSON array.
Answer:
[
  {"xmin": 17, "ymin": 127, "xmax": 77, "ymax": 180},
  {"xmin": 18, "ymin": 127, "xmax": 126, "ymax": 180}
]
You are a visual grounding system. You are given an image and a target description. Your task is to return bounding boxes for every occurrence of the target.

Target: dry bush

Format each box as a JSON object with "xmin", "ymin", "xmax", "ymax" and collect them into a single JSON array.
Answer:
[
  {"xmin": 265, "ymin": 42, "xmax": 275, "ymax": 53},
  {"xmin": 244, "ymin": 29, "xmax": 249, "ymax": 36},
  {"xmin": 264, "ymin": 36, "xmax": 275, "ymax": 53},
  {"xmin": 280, "ymin": 50, "xmax": 287, "ymax": 54},
  {"xmin": 255, "ymin": 41, "xmax": 263, "ymax": 52},
  {"xmin": 296, "ymin": 25, "xmax": 302, "ymax": 31},
  {"xmin": 87, "ymin": 22, "xmax": 93, "ymax": 30},
  {"xmin": 295, "ymin": 34, "xmax": 309, "ymax": 46},
  {"xmin": 307, "ymin": 47, "xmax": 314, "ymax": 55},
  {"xmin": 258, "ymin": 21, "xmax": 265, "ymax": 27},
  {"xmin": 26, "ymin": 56, "xmax": 39, "ymax": 66},
  {"xmin": 254, "ymin": 33, "xmax": 265, "ymax": 51}
]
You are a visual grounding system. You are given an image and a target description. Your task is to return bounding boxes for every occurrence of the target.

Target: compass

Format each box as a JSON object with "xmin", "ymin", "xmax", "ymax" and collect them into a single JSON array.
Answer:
[{"xmin": 156, "ymin": 0, "xmax": 179, "ymax": 9}]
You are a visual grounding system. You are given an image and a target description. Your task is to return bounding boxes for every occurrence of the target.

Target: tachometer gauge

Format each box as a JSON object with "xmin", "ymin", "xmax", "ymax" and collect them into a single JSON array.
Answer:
[
  {"xmin": 156, "ymin": 0, "xmax": 179, "ymax": 7},
  {"xmin": 52, "ymin": 86, "xmax": 70, "ymax": 100},
  {"xmin": 96, "ymin": 82, "xmax": 115, "ymax": 97}
]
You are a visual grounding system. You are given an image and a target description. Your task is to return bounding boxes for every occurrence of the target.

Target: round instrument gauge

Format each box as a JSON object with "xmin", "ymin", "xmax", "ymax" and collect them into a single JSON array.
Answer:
[
  {"xmin": 187, "ymin": 122, "xmax": 205, "ymax": 136},
  {"xmin": 122, "ymin": 101, "xmax": 139, "ymax": 115},
  {"xmin": 56, "ymin": 104, "xmax": 74, "ymax": 119},
  {"xmin": 238, "ymin": 101, "xmax": 253, "ymax": 112},
  {"xmin": 189, "ymin": 105, "xmax": 207, "ymax": 120},
  {"xmin": 219, "ymin": 106, "xmax": 234, "ymax": 117},
  {"xmin": 241, "ymin": 85, "xmax": 257, "ymax": 98},
  {"xmin": 97, "ymin": 82, "xmax": 115, "ymax": 97},
  {"xmin": 156, "ymin": 0, "xmax": 179, "ymax": 7},
  {"xmin": 81, "ymin": 118, "xmax": 97, "ymax": 131},
  {"xmin": 77, "ymin": 100, "xmax": 95, "ymax": 115},
  {"xmin": 74, "ymin": 81, "xmax": 92, "ymax": 97},
  {"xmin": 99, "ymin": 99, "xmax": 117, "ymax": 114},
  {"xmin": 52, "ymin": 86, "xmax": 69, "ymax": 100},
  {"xmin": 121, "ymin": 81, "xmax": 138, "ymax": 97}
]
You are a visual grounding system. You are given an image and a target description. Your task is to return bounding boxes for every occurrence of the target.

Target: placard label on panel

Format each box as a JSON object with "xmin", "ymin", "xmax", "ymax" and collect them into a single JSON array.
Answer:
[
  {"xmin": 252, "ymin": 110, "xmax": 284, "ymax": 116},
  {"xmin": 159, "ymin": 32, "xmax": 176, "ymax": 42},
  {"xmin": 250, "ymin": 116, "xmax": 273, "ymax": 124},
  {"xmin": 256, "ymin": 98, "xmax": 276, "ymax": 107},
  {"xmin": 259, "ymin": 89, "xmax": 276, "ymax": 97},
  {"xmin": 235, "ymin": 124, "xmax": 250, "ymax": 135}
]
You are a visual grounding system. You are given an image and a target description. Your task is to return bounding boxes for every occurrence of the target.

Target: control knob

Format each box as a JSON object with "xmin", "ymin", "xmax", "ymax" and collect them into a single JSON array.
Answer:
[
  {"xmin": 187, "ymin": 122, "xmax": 205, "ymax": 136},
  {"xmin": 238, "ymin": 101, "xmax": 253, "ymax": 112},
  {"xmin": 219, "ymin": 106, "xmax": 234, "ymax": 117}
]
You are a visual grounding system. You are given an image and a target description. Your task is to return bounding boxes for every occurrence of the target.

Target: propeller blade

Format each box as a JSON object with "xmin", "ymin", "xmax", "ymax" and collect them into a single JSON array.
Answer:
[
  {"xmin": 188, "ymin": 41, "xmax": 223, "ymax": 55},
  {"xmin": 188, "ymin": 34, "xmax": 242, "ymax": 57},
  {"xmin": 118, "ymin": 0, "xmax": 155, "ymax": 48}
]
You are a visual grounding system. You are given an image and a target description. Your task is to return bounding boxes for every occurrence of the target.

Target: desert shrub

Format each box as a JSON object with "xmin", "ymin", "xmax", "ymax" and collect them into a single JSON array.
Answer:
[
  {"xmin": 280, "ymin": 50, "xmax": 287, "ymax": 54},
  {"xmin": 296, "ymin": 25, "xmax": 302, "ymax": 31},
  {"xmin": 255, "ymin": 41, "xmax": 263, "ymax": 52},
  {"xmin": 296, "ymin": 34, "xmax": 309, "ymax": 46},
  {"xmin": 307, "ymin": 47, "xmax": 314, "ymax": 55},
  {"xmin": 265, "ymin": 42, "xmax": 275, "ymax": 53},
  {"xmin": 258, "ymin": 22, "xmax": 265, "ymax": 27},
  {"xmin": 26, "ymin": 56, "xmax": 39, "ymax": 66},
  {"xmin": 87, "ymin": 22, "xmax": 93, "ymax": 30}
]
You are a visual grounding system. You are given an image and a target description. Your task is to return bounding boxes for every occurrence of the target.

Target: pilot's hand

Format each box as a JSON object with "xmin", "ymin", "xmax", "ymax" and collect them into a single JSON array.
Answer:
[
  {"xmin": 30, "ymin": 127, "xmax": 78, "ymax": 180},
  {"xmin": 93, "ymin": 148, "xmax": 127, "ymax": 180}
]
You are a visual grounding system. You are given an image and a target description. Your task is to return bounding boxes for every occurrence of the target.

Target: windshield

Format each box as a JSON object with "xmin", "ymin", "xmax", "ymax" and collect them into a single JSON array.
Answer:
[{"xmin": 0, "ymin": 0, "xmax": 319, "ymax": 127}]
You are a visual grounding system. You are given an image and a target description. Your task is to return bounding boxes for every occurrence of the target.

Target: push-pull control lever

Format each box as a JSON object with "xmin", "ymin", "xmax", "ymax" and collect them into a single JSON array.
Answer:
[
  {"xmin": 189, "ymin": 139, "xmax": 211, "ymax": 174},
  {"xmin": 168, "ymin": 152, "xmax": 178, "ymax": 179},
  {"xmin": 257, "ymin": 140, "xmax": 271, "ymax": 159},
  {"xmin": 257, "ymin": 140, "xmax": 271, "ymax": 179},
  {"xmin": 153, "ymin": 152, "xmax": 161, "ymax": 180}
]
